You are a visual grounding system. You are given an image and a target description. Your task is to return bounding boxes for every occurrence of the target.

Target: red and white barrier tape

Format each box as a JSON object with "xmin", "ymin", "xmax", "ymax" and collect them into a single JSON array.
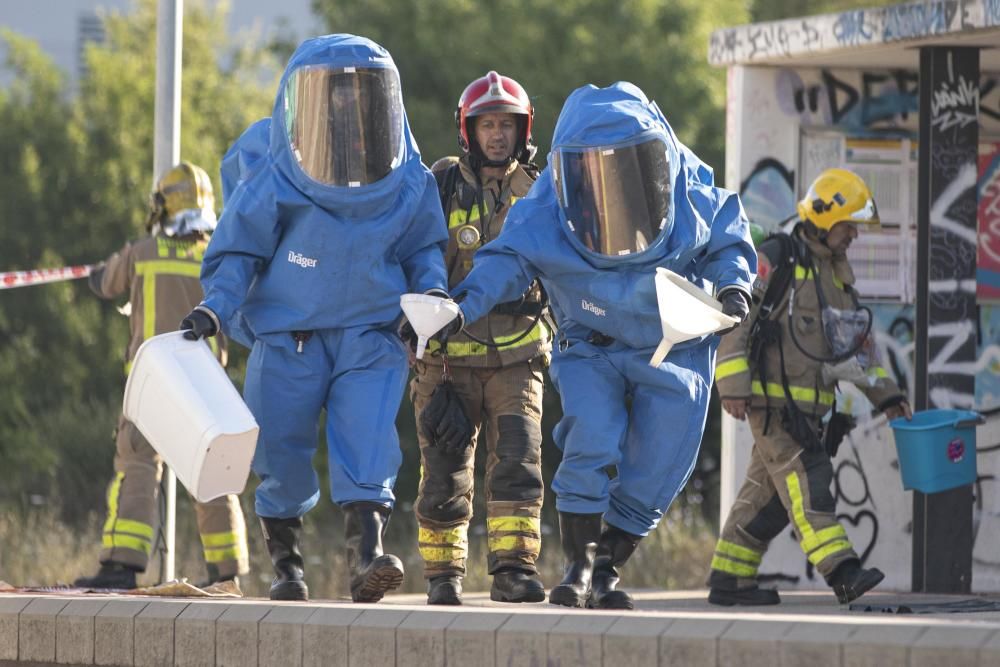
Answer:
[{"xmin": 0, "ymin": 265, "xmax": 94, "ymax": 290}]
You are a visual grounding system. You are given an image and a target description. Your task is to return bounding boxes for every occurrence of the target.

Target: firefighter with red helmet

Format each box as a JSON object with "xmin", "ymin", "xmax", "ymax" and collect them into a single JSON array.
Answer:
[{"xmin": 408, "ymin": 71, "xmax": 552, "ymax": 605}]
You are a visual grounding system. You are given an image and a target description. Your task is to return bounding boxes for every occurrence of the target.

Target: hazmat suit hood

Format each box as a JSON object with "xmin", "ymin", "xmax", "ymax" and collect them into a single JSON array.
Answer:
[
  {"xmin": 548, "ymin": 82, "xmax": 708, "ymax": 270},
  {"xmin": 268, "ymin": 34, "xmax": 425, "ymax": 219}
]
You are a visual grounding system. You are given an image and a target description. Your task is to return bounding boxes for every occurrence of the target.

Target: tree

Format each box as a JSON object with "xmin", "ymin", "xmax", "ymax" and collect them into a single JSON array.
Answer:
[
  {"xmin": 0, "ymin": 0, "xmax": 277, "ymax": 517},
  {"xmin": 313, "ymin": 0, "xmax": 746, "ymax": 174},
  {"xmin": 750, "ymin": 0, "xmax": 897, "ymax": 22}
]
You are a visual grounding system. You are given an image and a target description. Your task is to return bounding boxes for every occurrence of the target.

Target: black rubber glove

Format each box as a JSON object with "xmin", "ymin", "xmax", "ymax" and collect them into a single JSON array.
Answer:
[
  {"xmin": 419, "ymin": 381, "xmax": 474, "ymax": 454},
  {"xmin": 180, "ymin": 306, "xmax": 219, "ymax": 340},
  {"xmin": 717, "ymin": 289, "xmax": 750, "ymax": 336},
  {"xmin": 431, "ymin": 309, "xmax": 465, "ymax": 347},
  {"xmin": 398, "ymin": 318, "xmax": 417, "ymax": 351}
]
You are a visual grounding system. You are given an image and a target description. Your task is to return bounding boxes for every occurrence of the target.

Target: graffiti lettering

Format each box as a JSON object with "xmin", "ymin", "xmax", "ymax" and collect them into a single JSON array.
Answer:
[
  {"xmin": 882, "ymin": 1, "xmax": 956, "ymax": 41},
  {"xmin": 931, "ymin": 74, "xmax": 979, "ymax": 132},
  {"xmin": 833, "ymin": 10, "xmax": 874, "ymax": 46}
]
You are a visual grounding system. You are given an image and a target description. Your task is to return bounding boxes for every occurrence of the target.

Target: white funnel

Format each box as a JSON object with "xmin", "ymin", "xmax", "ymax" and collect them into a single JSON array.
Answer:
[
  {"xmin": 400, "ymin": 293, "xmax": 462, "ymax": 359},
  {"xmin": 649, "ymin": 268, "xmax": 739, "ymax": 367}
]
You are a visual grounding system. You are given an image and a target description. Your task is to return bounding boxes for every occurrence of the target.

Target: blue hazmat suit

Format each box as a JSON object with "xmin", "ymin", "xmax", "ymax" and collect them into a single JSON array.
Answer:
[
  {"xmin": 454, "ymin": 82, "xmax": 756, "ymax": 536},
  {"xmin": 199, "ymin": 34, "xmax": 448, "ymax": 519}
]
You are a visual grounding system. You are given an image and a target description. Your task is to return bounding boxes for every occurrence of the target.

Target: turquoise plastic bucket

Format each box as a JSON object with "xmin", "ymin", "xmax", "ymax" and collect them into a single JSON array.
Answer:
[{"xmin": 889, "ymin": 409, "xmax": 982, "ymax": 494}]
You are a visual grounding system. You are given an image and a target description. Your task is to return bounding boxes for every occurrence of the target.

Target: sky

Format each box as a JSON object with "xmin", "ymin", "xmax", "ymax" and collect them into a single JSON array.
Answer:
[{"xmin": 0, "ymin": 0, "xmax": 317, "ymax": 84}]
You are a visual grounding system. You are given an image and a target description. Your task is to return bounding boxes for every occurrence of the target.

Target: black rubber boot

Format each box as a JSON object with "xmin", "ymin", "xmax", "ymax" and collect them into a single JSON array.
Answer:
[
  {"xmin": 344, "ymin": 502, "xmax": 405, "ymax": 603},
  {"xmin": 548, "ymin": 512, "xmax": 602, "ymax": 608},
  {"xmin": 427, "ymin": 575, "xmax": 463, "ymax": 605},
  {"xmin": 588, "ymin": 524, "xmax": 641, "ymax": 610},
  {"xmin": 827, "ymin": 559, "xmax": 884, "ymax": 604},
  {"xmin": 73, "ymin": 562, "xmax": 139, "ymax": 590},
  {"xmin": 707, "ymin": 569, "xmax": 780, "ymax": 606},
  {"xmin": 491, "ymin": 568, "xmax": 546, "ymax": 603},
  {"xmin": 260, "ymin": 516, "xmax": 309, "ymax": 601},
  {"xmin": 196, "ymin": 564, "xmax": 239, "ymax": 590},
  {"xmin": 708, "ymin": 586, "xmax": 781, "ymax": 606}
]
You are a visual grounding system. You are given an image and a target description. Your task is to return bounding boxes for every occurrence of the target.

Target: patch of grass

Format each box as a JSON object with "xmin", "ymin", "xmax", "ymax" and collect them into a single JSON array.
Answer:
[{"xmin": 0, "ymin": 498, "xmax": 714, "ymax": 598}]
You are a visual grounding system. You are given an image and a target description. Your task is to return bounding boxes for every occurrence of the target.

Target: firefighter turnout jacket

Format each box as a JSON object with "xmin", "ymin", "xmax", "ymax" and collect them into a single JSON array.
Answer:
[
  {"xmin": 710, "ymin": 226, "xmax": 905, "ymax": 586},
  {"xmin": 412, "ymin": 154, "xmax": 550, "ymax": 579},
  {"xmin": 89, "ymin": 234, "xmax": 248, "ymax": 578}
]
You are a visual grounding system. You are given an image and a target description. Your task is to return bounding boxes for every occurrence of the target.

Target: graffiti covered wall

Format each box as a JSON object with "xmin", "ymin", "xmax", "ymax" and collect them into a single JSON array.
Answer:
[{"xmin": 722, "ymin": 63, "xmax": 1000, "ymax": 591}]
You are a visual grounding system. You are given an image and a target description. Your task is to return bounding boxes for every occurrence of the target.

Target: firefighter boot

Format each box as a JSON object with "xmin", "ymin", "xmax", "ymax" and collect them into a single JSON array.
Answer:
[
  {"xmin": 344, "ymin": 502, "xmax": 405, "ymax": 603},
  {"xmin": 427, "ymin": 575, "xmax": 463, "ymax": 605},
  {"xmin": 260, "ymin": 516, "xmax": 309, "ymax": 601},
  {"xmin": 196, "ymin": 563, "xmax": 239, "ymax": 590},
  {"xmin": 548, "ymin": 512, "xmax": 602, "ymax": 608},
  {"xmin": 827, "ymin": 559, "xmax": 884, "ymax": 604},
  {"xmin": 707, "ymin": 570, "xmax": 780, "ymax": 606},
  {"xmin": 73, "ymin": 562, "xmax": 139, "ymax": 590},
  {"xmin": 491, "ymin": 568, "xmax": 546, "ymax": 603},
  {"xmin": 589, "ymin": 524, "xmax": 641, "ymax": 610}
]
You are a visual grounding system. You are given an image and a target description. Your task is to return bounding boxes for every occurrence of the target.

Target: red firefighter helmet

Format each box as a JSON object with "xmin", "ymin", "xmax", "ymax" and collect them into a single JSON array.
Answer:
[{"xmin": 455, "ymin": 71, "xmax": 535, "ymax": 164}]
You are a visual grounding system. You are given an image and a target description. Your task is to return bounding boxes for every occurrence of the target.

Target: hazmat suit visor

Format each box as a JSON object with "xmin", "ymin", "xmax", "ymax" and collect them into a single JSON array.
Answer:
[
  {"xmin": 282, "ymin": 65, "xmax": 404, "ymax": 187},
  {"xmin": 551, "ymin": 137, "xmax": 671, "ymax": 258}
]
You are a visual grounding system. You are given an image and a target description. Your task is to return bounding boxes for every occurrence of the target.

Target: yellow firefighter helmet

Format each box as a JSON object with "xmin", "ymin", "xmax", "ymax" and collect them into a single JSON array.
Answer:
[
  {"xmin": 147, "ymin": 162, "xmax": 216, "ymax": 235},
  {"xmin": 797, "ymin": 168, "xmax": 879, "ymax": 231}
]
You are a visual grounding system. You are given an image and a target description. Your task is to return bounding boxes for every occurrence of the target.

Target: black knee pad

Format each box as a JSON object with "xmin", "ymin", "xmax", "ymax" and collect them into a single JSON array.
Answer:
[
  {"xmin": 801, "ymin": 449, "xmax": 836, "ymax": 513},
  {"xmin": 418, "ymin": 448, "xmax": 474, "ymax": 524},
  {"xmin": 491, "ymin": 415, "xmax": 543, "ymax": 503},
  {"xmin": 743, "ymin": 492, "xmax": 790, "ymax": 543}
]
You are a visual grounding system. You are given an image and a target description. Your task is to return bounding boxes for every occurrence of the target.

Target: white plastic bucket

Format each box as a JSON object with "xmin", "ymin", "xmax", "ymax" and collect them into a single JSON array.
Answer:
[
  {"xmin": 649, "ymin": 268, "xmax": 739, "ymax": 367},
  {"xmin": 123, "ymin": 331, "xmax": 259, "ymax": 502}
]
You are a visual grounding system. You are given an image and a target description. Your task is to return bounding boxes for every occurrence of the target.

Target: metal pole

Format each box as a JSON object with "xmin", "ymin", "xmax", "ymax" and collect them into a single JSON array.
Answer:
[{"xmin": 153, "ymin": 0, "xmax": 183, "ymax": 583}]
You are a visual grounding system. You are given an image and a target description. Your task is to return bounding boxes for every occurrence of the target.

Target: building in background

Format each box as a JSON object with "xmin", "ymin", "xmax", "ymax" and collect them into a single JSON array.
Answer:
[
  {"xmin": 710, "ymin": 0, "xmax": 1000, "ymax": 594},
  {"xmin": 0, "ymin": 0, "xmax": 315, "ymax": 86}
]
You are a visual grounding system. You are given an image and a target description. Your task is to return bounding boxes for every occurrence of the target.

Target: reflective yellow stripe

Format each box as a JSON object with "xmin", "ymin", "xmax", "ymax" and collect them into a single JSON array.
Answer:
[
  {"xmin": 427, "ymin": 321, "xmax": 546, "ymax": 357},
  {"xmin": 715, "ymin": 539, "xmax": 762, "ymax": 565},
  {"xmin": 869, "ymin": 366, "xmax": 888, "ymax": 378},
  {"xmin": 786, "ymin": 472, "xmax": 854, "ymax": 567},
  {"xmin": 801, "ymin": 524, "xmax": 848, "ymax": 553},
  {"xmin": 448, "ymin": 206, "xmax": 481, "ymax": 228},
  {"xmin": 102, "ymin": 472, "xmax": 125, "ymax": 535},
  {"xmin": 488, "ymin": 535, "xmax": 541, "ymax": 553},
  {"xmin": 751, "ymin": 381, "xmax": 835, "ymax": 406},
  {"xmin": 134, "ymin": 260, "xmax": 202, "ymax": 279},
  {"xmin": 204, "ymin": 546, "xmax": 245, "ymax": 563},
  {"xmin": 102, "ymin": 533, "xmax": 151, "ymax": 555},
  {"xmin": 105, "ymin": 519, "xmax": 154, "ymax": 541},
  {"xmin": 716, "ymin": 357, "xmax": 750, "ymax": 380},
  {"xmin": 808, "ymin": 540, "xmax": 853, "ymax": 566},
  {"xmin": 446, "ymin": 195, "xmax": 519, "ymax": 230},
  {"xmin": 710, "ymin": 554, "xmax": 758, "ymax": 577},
  {"xmin": 795, "ymin": 263, "xmax": 843, "ymax": 289},
  {"xmin": 419, "ymin": 545, "xmax": 466, "ymax": 562},
  {"xmin": 786, "ymin": 472, "xmax": 812, "ymax": 541},
  {"xmin": 486, "ymin": 516, "xmax": 540, "ymax": 535},
  {"xmin": 201, "ymin": 530, "xmax": 241, "ymax": 548},
  {"xmin": 134, "ymin": 260, "xmax": 202, "ymax": 342},
  {"xmin": 418, "ymin": 525, "xmax": 468, "ymax": 545},
  {"xmin": 418, "ymin": 525, "xmax": 468, "ymax": 563}
]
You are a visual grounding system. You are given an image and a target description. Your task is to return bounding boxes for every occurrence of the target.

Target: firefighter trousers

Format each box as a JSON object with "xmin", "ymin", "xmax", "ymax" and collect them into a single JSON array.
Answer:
[
  {"xmin": 98, "ymin": 415, "xmax": 250, "ymax": 578},
  {"xmin": 710, "ymin": 407, "xmax": 858, "ymax": 588},
  {"xmin": 411, "ymin": 358, "xmax": 545, "ymax": 578}
]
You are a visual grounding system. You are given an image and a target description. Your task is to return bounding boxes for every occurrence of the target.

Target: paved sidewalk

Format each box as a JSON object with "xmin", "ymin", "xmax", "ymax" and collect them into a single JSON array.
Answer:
[{"xmin": 2, "ymin": 589, "xmax": 1000, "ymax": 666}]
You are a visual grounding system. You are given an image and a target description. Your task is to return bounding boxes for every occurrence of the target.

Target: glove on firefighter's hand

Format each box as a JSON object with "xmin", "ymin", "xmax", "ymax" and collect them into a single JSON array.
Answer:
[
  {"xmin": 420, "ymin": 381, "xmax": 474, "ymax": 455},
  {"xmin": 398, "ymin": 318, "xmax": 417, "ymax": 351},
  {"xmin": 431, "ymin": 309, "xmax": 465, "ymax": 347},
  {"xmin": 180, "ymin": 306, "xmax": 219, "ymax": 340},
  {"xmin": 717, "ymin": 289, "xmax": 751, "ymax": 336}
]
